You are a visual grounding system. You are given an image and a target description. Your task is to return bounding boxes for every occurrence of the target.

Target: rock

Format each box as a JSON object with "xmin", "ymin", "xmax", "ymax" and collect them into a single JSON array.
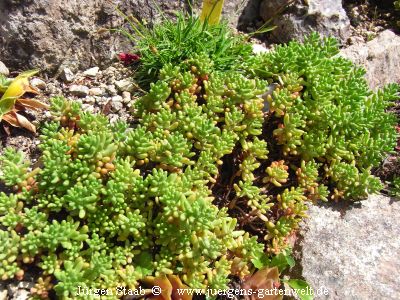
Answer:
[
  {"xmin": 219, "ymin": 0, "xmax": 258, "ymax": 28},
  {"xmin": 340, "ymin": 30, "xmax": 400, "ymax": 90},
  {"xmin": 111, "ymin": 95, "xmax": 123, "ymax": 102},
  {"xmin": 111, "ymin": 95, "xmax": 123, "ymax": 112},
  {"xmin": 260, "ymin": 0, "xmax": 351, "ymax": 43},
  {"xmin": 89, "ymin": 87, "xmax": 104, "ymax": 96},
  {"xmin": 17, "ymin": 282, "xmax": 34, "ymax": 290},
  {"xmin": 12, "ymin": 289, "xmax": 30, "ymax": 300},
  {"xmin": 114, "ymin": 79, "xmax": 135, "ymax": 92},
  {"xmin": 0, "ymin": 1, "xmax": 258, "ymax": 74},
  {"xmin": 69, "ymin": 85, "xmax": 89, "ymax": 97},
  {"xmin": 82, "ymin": 103, "xmax": 95, "ymax": 113},
  {"xmin": 60, "ymin": 68, "xmax": 75, "ymax": 83},
  {"xmin": 83, "ymin": 96, "xmax": 96, "ymax": 104},
  {"xmin": 0, "ymin": 61, "xmax": 9, "ymax": 76},
  {"xmin": 122, "ymin": 91, "xmax": 131, "ymax": 103},
  {"xmin": 0, "ymin": 1, "xmax": 199, "ymax": 74},
  {"xmin": 46, "ymin": 82, "xmax": 62, "ymax": 95},
  {"xmin": 300, "ymin": 194, "xmax": 400, "ymax": 299},
  {"xmin": 0, "ymin": 288, "xmax": 7, "ymax": 300},
  {"xmin": 252, "ymin": 43, "xmax": 269, "ymax": 54},
  {"xmin": 106, "ymin": 85, "xmax": 118, "ymax": 96},
  {"xmin": 30, "ymin": 78, "xmax": 46, "ymax": 90},
  {"xmin": 83, "ymin": 66, "xmax": 99, "ymax": 77}
]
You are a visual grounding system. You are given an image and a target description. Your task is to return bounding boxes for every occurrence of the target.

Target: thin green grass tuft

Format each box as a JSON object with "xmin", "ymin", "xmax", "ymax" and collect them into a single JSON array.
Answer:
[{"xmin": 121, "ymin": 12, "xmax": 253, "ymax": 87}]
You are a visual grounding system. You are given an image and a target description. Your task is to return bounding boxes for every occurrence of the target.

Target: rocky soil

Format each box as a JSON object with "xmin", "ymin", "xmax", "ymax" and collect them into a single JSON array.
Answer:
[{"xmin": 1, "ymin": 0, "xmax": 400, "ymax": 299}]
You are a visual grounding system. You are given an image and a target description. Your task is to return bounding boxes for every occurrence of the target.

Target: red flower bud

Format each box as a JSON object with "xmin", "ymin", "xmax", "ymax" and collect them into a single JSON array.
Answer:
[{"xmin": 118, "ymin": 52, "xmax": 140, "ymax": 65}]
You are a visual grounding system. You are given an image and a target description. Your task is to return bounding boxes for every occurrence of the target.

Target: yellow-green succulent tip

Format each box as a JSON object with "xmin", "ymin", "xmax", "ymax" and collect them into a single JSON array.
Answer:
[{"xmin": 16, "ymin": 69, "xmax": 40, "ymax": 79}]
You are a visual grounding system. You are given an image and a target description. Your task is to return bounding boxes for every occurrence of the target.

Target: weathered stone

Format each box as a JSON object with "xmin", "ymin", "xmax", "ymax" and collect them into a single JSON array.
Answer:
[
  {"xmin": 260, "ymin": 0, "xmax": 351, "ymax": 43},
  {"xmin": 0, "ymin": 1, "xmax": 196, "ymax": 74},
  {"xmin": 0, "ymin": 61, "xmax": 9, "ymax": 76},
  {"xmin": 340, "ymin": 30, "xmax": 400, "ymax": 89},
  {"xmin": 0, "ymin": 288, "xmax": 7, "ymax": 300},
  {"xmin": 111, "ymin": 95, "xmax": 123, "ymax": 102},
  {"xmin": 106, "ymin": 85, "xmax": 118, "ymax": 96},
  {"xmin": 60, "ymin": 68, "xmax": 75, "ymax": 83},
  {"xmin": 30, "ymin": 78, "xmax": 46, "ymax": 90},
  {"xmin": 12, "ymin": 289, "xmax": 29, "ymax": 300},
  {"xmin": 69, "ymin": 85, "xmax": 89, "ymax": 97},
  {"xmin": 88, "ymin": 87, "xmax": 104, "ymax": 96},
  {"xmin": 111, "ymin": 95, "xmax": 123, "ymax": 112},
  {"xmin": 252, "ymin": 43, "xmax": 269, "ymax": 54},
  {"xmin": 83, "ymin": 66, "xmax": 99, "ymax": 77},
  {"xmin": 300, "ymin": 194, "xmax": 400, "ymax": 299},
  {"xmin": 122, "ymin": 91, "xmax": 131, "ymax": 103},
  {"xmin": 83, "ymin": 96, "xmax": 96, "ymax": 104},
  {"xmin": 115, "ymin": 79, "xmax": 134, "ymax": 92},
  {"xmin": 0, "ymin": 1, "xmax": 258, "ymax": 74}
]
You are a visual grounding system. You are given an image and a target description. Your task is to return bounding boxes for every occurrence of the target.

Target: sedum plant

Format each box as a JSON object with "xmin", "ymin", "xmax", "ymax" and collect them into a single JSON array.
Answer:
[
  {"xmin": 246, "ymin": 33, "xmax": 398, "ymax": 201},
  {"xmin": 0, "ymin": 90, "xmax": 267, "ymax": 298},
  {"xmin": 0, "ymin": 14, "xmax": 397, "ymax": 298}
]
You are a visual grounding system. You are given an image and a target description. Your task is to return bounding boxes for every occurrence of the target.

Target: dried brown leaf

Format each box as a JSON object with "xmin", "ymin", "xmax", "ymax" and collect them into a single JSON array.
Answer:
[
  {"xmin": 16, "ymin": 98, "xmax": 49, "ymax": 110},
  {"xmin": 242, "ymin": 267, "xmax": 282, "ymax": 300}
]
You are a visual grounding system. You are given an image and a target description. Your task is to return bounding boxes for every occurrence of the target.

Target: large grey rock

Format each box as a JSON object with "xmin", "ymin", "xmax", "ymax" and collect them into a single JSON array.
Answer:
[
  {"xmin": 0, "ymin": 0, "xmax": 254, "ymax": 75},
  {"xmin": 300, "ymin": 194, "xmax": 400, "ymax": 299},
  {"xmin": 340, "ymin": 30, "xmax": 400, "ymax": 90},
  {"xmin": 0, "ymin": 0, "xmax": 192, "ymax": 74},
  {"xmin": 260, "ymin": 0, "xmax": 351, "ymax": 43},
  {"xmin": 220, "ymin": 0, "xmax": 261, "ymax": 27}
]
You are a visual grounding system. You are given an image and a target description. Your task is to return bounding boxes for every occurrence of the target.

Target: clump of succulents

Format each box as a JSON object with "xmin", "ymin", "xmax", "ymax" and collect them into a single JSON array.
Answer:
[
  {"xmin": 0, "ymin": 24, "xmax": 397, "ymax": 299},
  {"xmin": 395, "ymin": 0, "xmax": 400, "ymax": 26},
  {"xmin": 247, "ymin": 33, "xmax": 398, "ymax": 200},
  {"xmin": 0, "ymin": 91, "xmax": 267, "ymax": 298},
  {"xmin": 390, "ymin": 176, "xmax": 400, "ymax": 199}
]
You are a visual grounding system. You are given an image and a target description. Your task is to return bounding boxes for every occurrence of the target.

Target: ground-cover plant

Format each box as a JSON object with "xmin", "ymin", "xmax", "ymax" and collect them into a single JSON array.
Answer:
[
  {"xmin": 120, "ymin": 12, "xmax": 252, "ymax": 87},
  {"xmin": 396, "ymin": 0, "xmax": 400, "ymax": 26},
  {"xmin": 0, "ymin": 70, "xmax": 48, "ymax": 133},
  {"xmin": 1, "ymin": 13, "xmax": 398, "ymax": 300},
  {"xmin": 390, "ymin": 176, "xmax": 400, "ymax": 198},
  {"xmin": 0, "ymin": 93, "xmax": 270, "ymax": 299},
  {"xmin": 246, "ymin": 33, "xmax": 398, "ymax": 202},
  {"xmin": 129, "ymin": 13, "xmax": 398, "ymax": 252}
]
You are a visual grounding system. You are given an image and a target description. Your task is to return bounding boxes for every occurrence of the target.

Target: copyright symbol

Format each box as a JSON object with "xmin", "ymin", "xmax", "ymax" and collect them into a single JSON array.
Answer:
[{"xmin": 152, "ymin": 286, "xmax": 162, "ymax": 295}]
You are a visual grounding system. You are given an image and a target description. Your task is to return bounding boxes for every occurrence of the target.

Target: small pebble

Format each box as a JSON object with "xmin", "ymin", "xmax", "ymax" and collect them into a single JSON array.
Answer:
[
  {"xmin": 0, "ymin": 289, "xmax": 7, "ymax": 300},
  {"xmin": 30, "ymin": 78, "xmax": 46, "ymax": 90},
  {"xmin": 111, "ymin": 95, "xmax": 123, "ymax": 102},
  {"xmin": 122, "ymin": 91, "xmax": 131, "ymax": 104},
  {"xmin": 17, "ymin": 282, "xmax": 34, "ymax": 290},
  {"xmin": 60, "ymin": 67, "xmax": 75, "ymax": 83},
  {"xmin": 89, "ymin": 87, "xmax": 104, "ymax": 96},
  {"xmin": 106, "ymin": 85, "xmax": 118, "ymax": 96},
  {"xmin": 82, "ymin": 103, "xmax": 95, "ymax": 113},
  {"xmin": 83, "ymin": 67, "xmax": 99, "ymax": 77},
  {"xmin": 111, "ymin": 98, "xmax": 124, "ymax": 112},
  {"xmin": 13, "ymin": 289, "xmax": 30, "ymax": 300},
  {"xmin": 115, "ymin": 79, "xmax": 134, "ymax": 92},
  {"xmin": 0, "ymin": 61, "xmax": 9, "ymax": 76},
  {"xmin": 252, "ymin": 43, "xmax": 269, "ymax": 55},
  {"xmin": 83, "ymin": 96, "xmax": 96, "ymax": 104},
  {"xmin": 69, "ymin": 85, "xmax": 89, "ymax": 97}
]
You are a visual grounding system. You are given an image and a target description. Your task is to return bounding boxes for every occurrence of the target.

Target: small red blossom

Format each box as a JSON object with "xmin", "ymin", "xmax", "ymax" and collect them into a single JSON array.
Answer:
[{"xmin": 118, "ymin": 52, "xmax": 140, "ymax": 65}]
